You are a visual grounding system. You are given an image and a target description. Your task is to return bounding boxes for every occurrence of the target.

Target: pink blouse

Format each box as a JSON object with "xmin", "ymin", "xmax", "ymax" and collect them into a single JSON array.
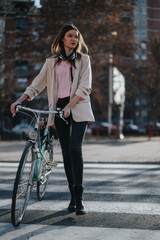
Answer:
[
  {"xmin": 57, "ymin": 61, "xmax": 74, "ymax": 99},
  {"xmin": 26, "ymin": 60, "xmax": 85, "ymax": 102}
]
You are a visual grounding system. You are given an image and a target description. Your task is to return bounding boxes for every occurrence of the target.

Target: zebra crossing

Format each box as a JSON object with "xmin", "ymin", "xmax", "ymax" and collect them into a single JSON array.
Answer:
[{"xmin": 1, "ymin": 161, "xmax": 160, "ymax": 239}]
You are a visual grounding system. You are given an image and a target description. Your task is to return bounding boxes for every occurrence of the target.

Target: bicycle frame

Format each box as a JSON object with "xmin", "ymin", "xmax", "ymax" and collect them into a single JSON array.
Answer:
[
  {"xmin": 32, "ymin": 128, "xmax": 48, "ymax": 182},
  {"xmin": 15, "ymin": 105, "xmax": 66, "ymax": 182}
]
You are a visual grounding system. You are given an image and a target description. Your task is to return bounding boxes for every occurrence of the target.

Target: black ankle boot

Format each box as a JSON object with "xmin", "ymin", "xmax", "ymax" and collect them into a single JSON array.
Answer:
[
  {"xmin": 68, "ymin": 185, "xmax": 76, "ymax": 212},
  {"xmin": 74, "ymin": 185, "xmax": 87, "ymax": 215}
]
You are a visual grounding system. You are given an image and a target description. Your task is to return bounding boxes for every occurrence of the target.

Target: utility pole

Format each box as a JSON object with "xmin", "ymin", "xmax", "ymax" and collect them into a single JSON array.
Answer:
[
  {"xmin": 119, "ymin": 103, "xmax": 125, "ymax": 140},
  {"xmin": 108, "ymin": 53, "xmax": 113, "ymax": 135}
]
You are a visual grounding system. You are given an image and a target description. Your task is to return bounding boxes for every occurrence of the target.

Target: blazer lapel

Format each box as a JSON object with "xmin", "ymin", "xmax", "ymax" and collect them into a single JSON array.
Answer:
[
  {"xmin": 73, "ymin": 59, "xmax": 80, "ymax": 81},
  {"xmin": 70, "ymin": 59, "xmax": 81, "ymax": 98}
]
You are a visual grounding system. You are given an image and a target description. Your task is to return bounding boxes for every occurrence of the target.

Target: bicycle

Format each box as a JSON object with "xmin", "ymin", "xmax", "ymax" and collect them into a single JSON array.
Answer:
[{"xmin": 11, "ymin": 105, "xmax": 67, "ymax": 226}]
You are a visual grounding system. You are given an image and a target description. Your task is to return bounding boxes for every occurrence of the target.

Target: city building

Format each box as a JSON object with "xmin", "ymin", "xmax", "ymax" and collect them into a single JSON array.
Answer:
[
  {"xmin": 0, "ymin": 0, "xmax": 36, "ymax": 137},
  {"xmin": 131, "ymin": 0, "xmax": 160, "ymax": 124},
  {"xmin": 0, "ymin": 0, "xmax": 35, "ymax": 103}
]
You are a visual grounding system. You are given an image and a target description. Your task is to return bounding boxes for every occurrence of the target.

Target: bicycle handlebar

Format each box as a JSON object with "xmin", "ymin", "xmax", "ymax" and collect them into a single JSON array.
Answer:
[
  {"xmin": 16, "ymin": 104, "xmax": 63, "ymax": 115},
  {"xmin": 15, "ymin": 104, "xmax": 68, "ymax": 124}
]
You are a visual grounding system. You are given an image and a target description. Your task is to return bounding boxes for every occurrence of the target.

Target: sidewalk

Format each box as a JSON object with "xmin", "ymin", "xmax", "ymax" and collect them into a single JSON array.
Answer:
[
  {"xmin": 84, "ymin": 136, "xmax": 160, "ymax": 163},
  {"xmin": 0, "ymin": 136, "xmax": 160, "ymax": 163}
]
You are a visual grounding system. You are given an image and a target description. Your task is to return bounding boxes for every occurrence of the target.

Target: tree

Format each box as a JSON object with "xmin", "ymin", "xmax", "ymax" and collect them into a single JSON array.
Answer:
[
  {"xmin": 0, "ymin": 0, "xmax": 135, "ymax": 122},
  {"xmin": 146, "ymin": 38, "xmax": 160, "ymax": 121},
  {"xmin": 38, "ymin": 0, "xmax": 135, "ymax": 120}
]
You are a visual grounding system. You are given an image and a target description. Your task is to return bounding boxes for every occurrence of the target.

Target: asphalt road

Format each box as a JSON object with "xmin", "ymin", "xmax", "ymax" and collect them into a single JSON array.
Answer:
[{"xmin": 1, "ymin": 138, "xmax": 160, "ymax": 239}]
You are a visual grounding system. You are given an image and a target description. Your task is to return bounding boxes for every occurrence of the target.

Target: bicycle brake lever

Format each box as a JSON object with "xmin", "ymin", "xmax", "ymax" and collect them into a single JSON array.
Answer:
[
  {"xmin": 61, "ymin": 116, "xmax": 68, "ymax": 124},
  {"xmin": 56, "ymin": 108, "xmax": 68, "ymax": 124},
  {"xmin": 15, "ymin": 104, "xmax": 21, "ymax": 112}
]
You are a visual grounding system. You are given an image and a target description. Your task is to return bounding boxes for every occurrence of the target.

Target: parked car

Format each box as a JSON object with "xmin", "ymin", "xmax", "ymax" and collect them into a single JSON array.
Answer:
[
  {"xmin": 144, "ymin": 121, "xmax": 160, "ymax": 135},
  {"xmin": 87, "ymin": 121, "xmax": 117, "ymax": 135},
  {"xmin": 123, "ymin": 119, "xmax": 139, "ymax": 134},
  {"xmin": 11, "ymin": 123, "xmax": 33, "ymax": 136},
  {"xmin": 137, "ymin": 124, "xmax": 147, "ymax": 134},
  {"xmin": 123, "ymin": 123, "xmax": 139, "ymax": 134}
]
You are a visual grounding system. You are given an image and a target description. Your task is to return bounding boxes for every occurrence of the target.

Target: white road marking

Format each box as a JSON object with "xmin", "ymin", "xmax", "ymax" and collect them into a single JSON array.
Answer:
[
  {"xmin": 1, "ymin": 199, "xmax": 160, "ymax": 215},
  {"xmin": 1, "ymin": 223, "xmax": 160, "ymax": 240},
  {"xmin": 1, "ymin": 183, "xmax": 160, "ymax": 195},
  {"xmin": 1, "ymin": 162, "xmax": 160, "ymax": 169},
  {"xmin": 1, "ymin": 174, "xmax": 160, "ymax": 182},
  {"xmin": 1, "ymin": 167, "xmax": 160, "ymax": 175}
]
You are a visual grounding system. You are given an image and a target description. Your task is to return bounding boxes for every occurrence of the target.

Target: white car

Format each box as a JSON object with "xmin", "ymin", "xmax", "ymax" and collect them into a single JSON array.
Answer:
[{"xmin": 11, "ymin": 123, "xmax": 33, "ymax": 135}]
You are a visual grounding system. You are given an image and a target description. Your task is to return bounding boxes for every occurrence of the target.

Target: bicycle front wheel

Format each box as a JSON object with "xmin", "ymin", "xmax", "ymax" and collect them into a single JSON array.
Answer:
[{"xmin": 11, "ymin": 142, "xmax": 34, "ymax": 226}]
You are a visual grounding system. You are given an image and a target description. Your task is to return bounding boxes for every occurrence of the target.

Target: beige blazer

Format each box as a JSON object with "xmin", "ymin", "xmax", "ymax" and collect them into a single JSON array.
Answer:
[{"xmin": 24, "ymin": 53, "xmax": 95, "ymax": 126}]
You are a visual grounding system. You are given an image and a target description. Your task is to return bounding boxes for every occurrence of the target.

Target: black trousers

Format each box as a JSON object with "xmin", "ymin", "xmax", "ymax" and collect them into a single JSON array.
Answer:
[{"xmin": 55, "ymin": 97, "xmax": 87, "ymax": 186}]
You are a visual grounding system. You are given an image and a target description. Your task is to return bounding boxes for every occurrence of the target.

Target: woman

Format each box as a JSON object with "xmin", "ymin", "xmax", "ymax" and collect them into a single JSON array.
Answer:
[{"xmin": 10, "ymin": 24, "xmax": 95, "ymax": 215}]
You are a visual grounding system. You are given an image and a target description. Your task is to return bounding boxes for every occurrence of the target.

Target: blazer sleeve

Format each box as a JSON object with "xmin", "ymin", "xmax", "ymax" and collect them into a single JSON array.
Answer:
[
  {"xmin": 75, "ymin": 55, "xmax": 92, "ymax": 99},
  {"xmin": 23, "ymin": 59, "xmax": 48, "ymax": 100}
]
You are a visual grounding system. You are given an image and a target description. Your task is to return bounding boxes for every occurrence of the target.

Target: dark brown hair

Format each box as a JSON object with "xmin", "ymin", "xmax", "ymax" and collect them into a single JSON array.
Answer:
[{"xmin": 51, "ymin": 24, "xmax": 89, "ymax": 66}]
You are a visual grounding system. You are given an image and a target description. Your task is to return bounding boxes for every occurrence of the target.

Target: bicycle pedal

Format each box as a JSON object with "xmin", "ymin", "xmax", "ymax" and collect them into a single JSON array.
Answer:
[
  {"xmin": 47, "ymin": 161, "xmax": 58, "ymax": 167},
  {"xmin": 18, "ymin": 194, "xmax": 25, "ymax": 198}
]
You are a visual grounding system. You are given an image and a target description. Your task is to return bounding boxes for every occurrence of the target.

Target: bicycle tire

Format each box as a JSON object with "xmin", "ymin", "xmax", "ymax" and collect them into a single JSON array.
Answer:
[
  {"xmin": 37, "ymin": 139, "xmax": 59, "ymax": 200},
  {"xmin": 37, "ymin": 146, "xmax": 51, "ymax": 200},
  {"xmin": 11, "ymin": 142, "xmax": 34, "ymax": 226}
]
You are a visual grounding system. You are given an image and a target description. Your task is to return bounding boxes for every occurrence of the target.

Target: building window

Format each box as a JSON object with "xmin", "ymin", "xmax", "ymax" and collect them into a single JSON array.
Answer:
[
  {"xmin": 141, "ymin": 19, "xmax": 147, "ymax": 26},
  {"xmin": 134, "ymin": 53, "xmax": 140, "ymax": 60},
  {"xmin": 134, "ymin": 30, "xmax": 139, "ymax": 37},
  {"xmin": 141, "ymin": 54, "xmax": 147, "ymax": 61},
  {"xmin": 134, "ymin": 8, "xmax": 139, "ymax": 15},
  {"xmin": 16, "ymin": 6, "xmax": 28, "ymax": 17},
  {"xmin": 15, "ymin": 60, "xmax": 28, "ymax": 74},
  {"xmin": 16, "ymin": 20, "xmax": 28, "ymax": 30},
  {"xmin": 15, "ymin": 37, "xmax": 23, "ymax": 47},
  {"xmin": 0, "ymin": 78, "xmax": 5, "ymax": 85},
  {"xmin": 134, "ymin": 19, "xmax": 140, "ymax": 26},
  {"xmin": 141, "ymin": 31, "xmax": 147, "ymax": 38},
  {"xmin": 140, "ymin": 8, "xmax": 147, "ymax": 15},
  {"xmin": 141, "ymin": 109, "xmax": 147, "ymax": 117},
  {"xmin": 34, "ymin": 63, "xmax": 42, "ymax": 71},
  {"xmin": 17, "ymin": 78, "xmax": 27, "ymax": 83},
  {"xmin": 135, "ymin": 98, "xmax": 140, "ymax": 106},
  {"xmin": 17, "ymin": 78, "xmax": 27, "ymax": 89},
  {"xmin": 141, "ymin": 42, "xmax": 147, "ymax": 50}
]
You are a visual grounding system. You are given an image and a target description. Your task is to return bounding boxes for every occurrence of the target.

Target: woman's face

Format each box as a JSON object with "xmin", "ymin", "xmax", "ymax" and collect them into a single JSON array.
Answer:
[{"xmin": 62, "ymin": 30, "xmax": 78, "ymax": 50}]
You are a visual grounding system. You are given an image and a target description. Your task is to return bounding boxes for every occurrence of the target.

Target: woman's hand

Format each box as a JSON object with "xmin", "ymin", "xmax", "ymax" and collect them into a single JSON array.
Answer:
[
  {"xmin": 10, "ymin": 94, "xmax": 29, "ymax": 115},
  {"xmin": 62, "ymin": 95, "xmax": 81, "ymax": 118},
  {"xmin": 10, "ymin": 102, "xmax": 20, "ymax": 115},
  {"xmin": 62, "ymin": 105, "xmax": 71, "ymax": 118}
]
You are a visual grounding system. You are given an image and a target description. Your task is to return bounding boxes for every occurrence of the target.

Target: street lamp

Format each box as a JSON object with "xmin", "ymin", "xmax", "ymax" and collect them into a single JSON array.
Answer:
[
  {"xmin": 107, "ymin": 31, "xmax": 117, "ymax": 136},
  {"xmin": 113, "ymin": 67, "xmax": 125, "ymax": 140},
  {"xmin": 108, "ymin": 53, "xmax": 113, "ymax": 135}
]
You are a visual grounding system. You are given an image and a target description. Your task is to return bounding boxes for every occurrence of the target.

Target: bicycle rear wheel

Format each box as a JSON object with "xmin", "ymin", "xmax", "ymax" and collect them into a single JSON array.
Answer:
[
  {"xmin": 11, "ymin": 142, "xmax": 34, "ymax": 226},
  {"xmin": 37, "ymin": 145, "xmax": 51, "ymax": 200},
  {"xmin": 37, "ymin": 139, "xmax": 59, "ymax": 200}
]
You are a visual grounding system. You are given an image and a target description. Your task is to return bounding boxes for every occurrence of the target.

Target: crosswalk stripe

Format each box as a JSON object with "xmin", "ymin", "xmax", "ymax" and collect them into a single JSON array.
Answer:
[
  {"xmin": 1, "ymin": 163, "xmax": 160, "ymax": 193},
  {"xmin": 1, "ymin": 184, "xmax": 160, "ymax": 196},
  {"xmin": 1, "ymin": 198, "xmax": 160, "ymax": 215},
  {"xmin": 1, "ymin": 174, "xmax": 160, "ymax": 182},
  {"xmin": 1, "ymin": 166, "xmax": 160, "ymax": 175},
  {"xmin": 1, "ymin": 162, "xmax": 160, "ymax": 169},
  {"xmin": 1, "ymin": 223, "xmax": 160, "ymax": 240}
]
